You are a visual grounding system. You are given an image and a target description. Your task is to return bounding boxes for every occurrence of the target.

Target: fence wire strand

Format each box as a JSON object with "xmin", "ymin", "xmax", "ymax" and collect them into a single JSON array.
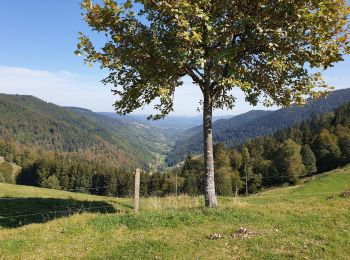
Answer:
[
  {"xmin": 0, "ymin": 205, "xmax": 116, "ymax": 220},
  {"xmin": 0, "ymin": 191, "xmax": 344, "ymax": 221}
]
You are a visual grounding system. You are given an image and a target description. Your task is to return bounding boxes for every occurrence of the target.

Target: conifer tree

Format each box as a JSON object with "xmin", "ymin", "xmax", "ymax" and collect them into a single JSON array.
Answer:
[
  {"xmin": 335, "ymin": 126, "xmax": 350, "ymax": 164},
  {"xmin": 312, "ymin": 130, "xmax": 341, "ymax": 172},
  {"xmin": 301, "ymin": 145, "xmax": 317, "ymax": 176},
  {"xmin": 275, "ymin": 139, "xmax": 304, "ymax": 183}
]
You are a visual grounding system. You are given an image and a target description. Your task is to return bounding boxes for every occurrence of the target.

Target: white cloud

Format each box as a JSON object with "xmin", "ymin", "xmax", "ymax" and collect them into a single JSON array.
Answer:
[
  {"xmin": 0, "ymin": 65, "xmax": 265, "ymax": 116},
  {"xmin": 0, "ymin": 65, "xmax": 117, "ymax": 112},
  {"xmin": 4, "ymin": 64, "xmax": 348, "ymax": 117}
]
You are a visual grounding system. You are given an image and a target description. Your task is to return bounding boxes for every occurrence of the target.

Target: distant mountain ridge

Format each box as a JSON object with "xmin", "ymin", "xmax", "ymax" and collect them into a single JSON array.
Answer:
[
  {"xmin": 100, "ymin": 112, "xmax": 234, "ymax": 130},
  {"xmin": 166, "ymin": 88, "xmax": 350, "ymax": 165},
  {"xmin": 181, "ymin": 110, "xmax": 273, "ymax": 139}
]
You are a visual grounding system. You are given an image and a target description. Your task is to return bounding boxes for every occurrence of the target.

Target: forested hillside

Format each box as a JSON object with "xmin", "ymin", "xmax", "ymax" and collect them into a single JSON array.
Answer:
[
  {"xmin": 168, "ymin": 101, "xmax": 350, "ymax": 197},
  {"xmin": 166, "ymin": 110, "xmax": 274, "ymax": 165},
  {"xmin": 2, "ymin": 93, "xmax": 350, "ymax": 198},
  {"xmin": 167, "ymin": 88, "xmax": 350, "ymax": 165},
  {"xmin": 66, "ymin": 107, "xmax": 166, "ymax": 162},
  {"xmin": 3, "ymin": 101, "xmax": 350, "ymax": 198},
  {"xmin": 0, "ymin": 94, "xmax": 163, "ymax": 167}
]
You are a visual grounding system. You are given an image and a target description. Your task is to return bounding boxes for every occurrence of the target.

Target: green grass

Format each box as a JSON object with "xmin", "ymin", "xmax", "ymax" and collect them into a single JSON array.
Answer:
[{"xmin": 0, "ymin": 167, "xmax": 350, "ymax": 259}]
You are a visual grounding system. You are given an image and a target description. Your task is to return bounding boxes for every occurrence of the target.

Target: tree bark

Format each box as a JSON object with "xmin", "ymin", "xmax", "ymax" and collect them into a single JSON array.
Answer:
[
  {"xmin": 203, "ymin": 93, "xmax": 218, "ymax": 207},
  {"xmin": 134, "ymin": 168, "xmax": 140, "ymax": 213}
]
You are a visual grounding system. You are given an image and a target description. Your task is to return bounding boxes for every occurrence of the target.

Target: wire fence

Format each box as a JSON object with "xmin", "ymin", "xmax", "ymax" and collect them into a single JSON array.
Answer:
[
  {"xmin": 0, "ymin": 171, "xmax": 316, "ymax": 199},
  {"xmin": 0, "ymin": 205, "xmax": 116, "ymax": 220},
  {"xmin": 0, "ymin": 185, "xmax": 115, "ymax": 200},
  {"xmin": 0, "ymin": 190, "xmax": 344, "ymax": 221},
  {"xmin": 1, "ymin": 168, "xmax": 346, "ymax": 223},
  {"xmin": 243, "ymin": 191, "xmax": 341, "ymax": 199},
  {"xmin": 0, "ymin": 171, "xmax": 344, "ymax": 202}
]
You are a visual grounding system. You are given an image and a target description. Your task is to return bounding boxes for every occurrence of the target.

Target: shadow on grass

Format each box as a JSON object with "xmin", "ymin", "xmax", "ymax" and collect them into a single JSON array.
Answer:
[
  {"xmin": 0, "ymin": 197, "xmax": 117, "ymax": 228},
  {"xmin": 106, "ymin": 199, "xmax": 134, "ymax": 210}
]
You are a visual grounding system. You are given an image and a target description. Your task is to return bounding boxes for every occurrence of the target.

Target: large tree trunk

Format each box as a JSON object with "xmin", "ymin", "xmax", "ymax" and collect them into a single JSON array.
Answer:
[{"xmin": 203, "ymin": 94, "xmax": 218, "ymax": 208}]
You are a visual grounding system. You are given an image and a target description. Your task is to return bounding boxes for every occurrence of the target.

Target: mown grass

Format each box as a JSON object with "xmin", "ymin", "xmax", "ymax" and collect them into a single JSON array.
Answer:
[{"xmin": 0, "ymin": 167, "xmax": 349, "ymax": 259}]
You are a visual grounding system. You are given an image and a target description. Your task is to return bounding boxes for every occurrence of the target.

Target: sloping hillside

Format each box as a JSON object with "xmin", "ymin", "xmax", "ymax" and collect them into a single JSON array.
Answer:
[
  {"xmin": 189, "ymin": 110, "xmax": 272, "ymax": 134},
  {"xmin": 0, "ymin": 94, "xmax": 162, "ymax": 166},
  {"xmin": 167, "ymin": 88, "xmax": 350, "ymax": 165},
  {"xmin": 1, "ymin": 167, "xmax": 349, "ymax": 259},
  {"xmin": 166, "ymin": 110, "xmax": 272, "ymax": 165},
  {"xmin": 66, "ymin": 107, "xmax": 166, "ymax": 162}
]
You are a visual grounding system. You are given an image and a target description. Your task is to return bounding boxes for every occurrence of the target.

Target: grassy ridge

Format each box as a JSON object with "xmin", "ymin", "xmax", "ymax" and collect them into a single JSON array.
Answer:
[{"xmin": 0, "ymin": 167, "xmax": 349, "ymax": 259}]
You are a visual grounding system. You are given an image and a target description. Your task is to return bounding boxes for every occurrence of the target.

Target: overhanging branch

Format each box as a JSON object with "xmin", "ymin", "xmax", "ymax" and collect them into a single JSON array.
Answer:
[{"xmin": 187, "ymin": 69, "xmax": 205, "ymax": 92}]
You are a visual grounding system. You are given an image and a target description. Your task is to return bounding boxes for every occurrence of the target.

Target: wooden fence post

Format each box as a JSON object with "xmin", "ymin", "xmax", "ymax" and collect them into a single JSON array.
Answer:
[
  {"xmin": 134, "ymin": 168, "xmax": 140, "ymax": 213},
  {"xmin": 175, "ymin": 170, "xmax": 178, "ymax": 196}
]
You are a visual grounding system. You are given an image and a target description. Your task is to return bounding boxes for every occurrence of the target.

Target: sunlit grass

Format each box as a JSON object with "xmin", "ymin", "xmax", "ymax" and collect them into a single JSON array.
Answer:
[{"xmin": 0, "ymin": 166, "xmax": 349, "ymax": 259}]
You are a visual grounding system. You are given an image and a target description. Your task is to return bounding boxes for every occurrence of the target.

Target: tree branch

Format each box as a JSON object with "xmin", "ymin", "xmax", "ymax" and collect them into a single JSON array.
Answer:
[
  {"xmin": 187, "ymin": 69, "xmax": 205, "ymax": 92},
  {"xmin": 193, "ymin": 68, "xmax": 204, "ymax": 79}
]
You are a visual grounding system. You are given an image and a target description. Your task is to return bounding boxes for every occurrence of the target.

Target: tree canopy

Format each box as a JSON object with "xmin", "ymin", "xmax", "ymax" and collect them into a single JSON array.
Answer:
[{"xmin": 77, "ymin": 0, "xmax": 349, "ymax": 119}]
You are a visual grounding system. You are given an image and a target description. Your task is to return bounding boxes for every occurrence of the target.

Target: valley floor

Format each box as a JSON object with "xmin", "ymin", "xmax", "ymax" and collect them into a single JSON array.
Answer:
[{"xmin": 0, "ymin": 167, "xmax": 350, "ymax": 259}]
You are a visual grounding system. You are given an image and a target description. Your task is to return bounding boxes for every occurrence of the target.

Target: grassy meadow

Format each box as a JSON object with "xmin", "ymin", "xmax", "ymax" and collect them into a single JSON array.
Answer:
[{"xmin": 0, "ymin": 167, "xmax": 350, "ymax": 259}]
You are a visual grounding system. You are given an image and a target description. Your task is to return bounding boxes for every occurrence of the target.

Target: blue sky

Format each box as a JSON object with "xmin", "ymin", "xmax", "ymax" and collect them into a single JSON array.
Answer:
[{"xmin": 0, "ymin": 0, "xmax": 349, "ymax": 116}]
